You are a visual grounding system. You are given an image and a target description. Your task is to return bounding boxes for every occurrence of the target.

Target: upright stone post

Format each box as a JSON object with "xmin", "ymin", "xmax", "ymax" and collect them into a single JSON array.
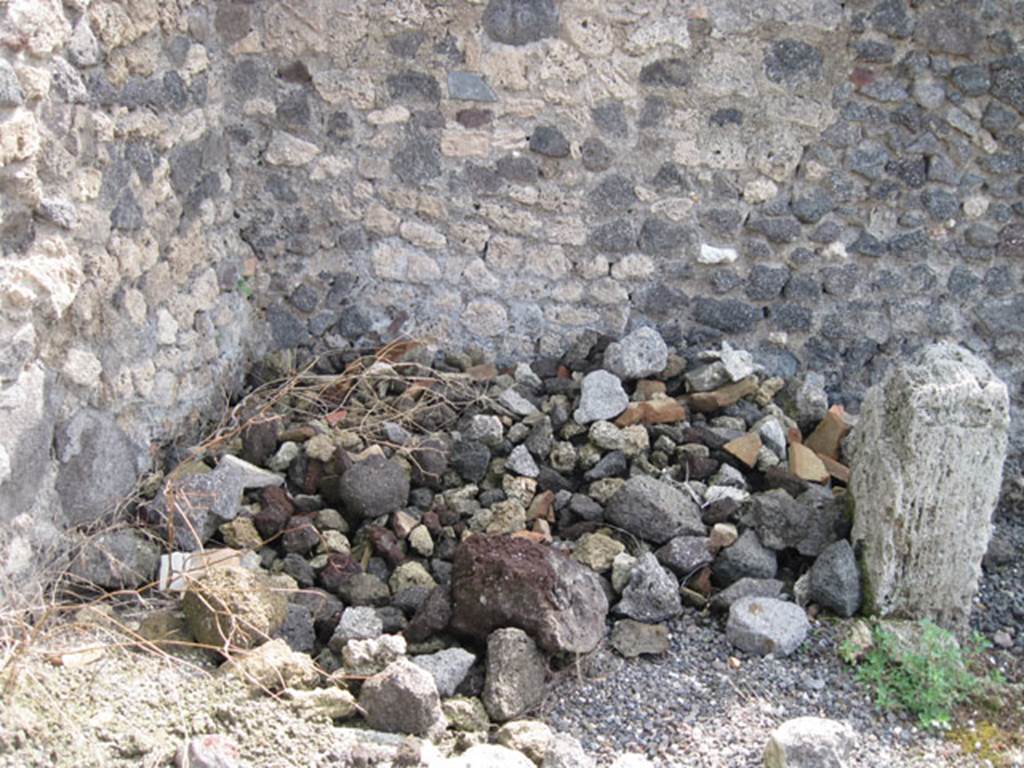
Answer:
[{"xmin": 849, "ymin": 343, "xmax": 1009, "ymax": 630}]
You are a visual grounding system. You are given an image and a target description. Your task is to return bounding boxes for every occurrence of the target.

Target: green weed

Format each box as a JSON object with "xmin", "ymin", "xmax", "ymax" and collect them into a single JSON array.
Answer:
[{"xmin": 848, "ymin": 620, "xmax": 1001, "ymax": 729}]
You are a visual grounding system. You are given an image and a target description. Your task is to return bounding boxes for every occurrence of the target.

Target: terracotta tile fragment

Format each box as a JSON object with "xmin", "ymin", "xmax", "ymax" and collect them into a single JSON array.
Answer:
[{"xmin": 724, "ymin": 432, "xmax": 762, "ymax": 468}]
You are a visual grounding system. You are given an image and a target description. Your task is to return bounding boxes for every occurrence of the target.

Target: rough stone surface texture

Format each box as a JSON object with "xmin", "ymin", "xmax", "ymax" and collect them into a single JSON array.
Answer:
[
  {"xmin": 849, "ymin": 343, "xmax": 1010, "ymax": 629},
  {"xmin": 450, "ymin": 534, "xmax": 609, "ymax": 654},
  {"xmin": 2, "ymin": 0, "xmax": 1024, "ymax": 581},
  {"xmin": 763, "ymin": 716, "xmax": 856, "ymax": 768},
  {"xmin": 726, "ymin": 596, "xmax": 810, "ymax": 657}
]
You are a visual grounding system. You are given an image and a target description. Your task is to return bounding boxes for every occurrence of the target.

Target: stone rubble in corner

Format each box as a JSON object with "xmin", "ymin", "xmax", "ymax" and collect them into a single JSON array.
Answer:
[{"xmin": 78, "ymin": 330, "xmax": 1010, "ymax": 766}]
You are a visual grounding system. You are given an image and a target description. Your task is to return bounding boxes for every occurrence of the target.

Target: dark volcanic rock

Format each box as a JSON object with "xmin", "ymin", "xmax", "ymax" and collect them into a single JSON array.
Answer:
[
  {"xmin": 605, "ymin": 476, "xmax": 705, "ymax": 545},
  {"xmin": 450, "ymin": 534, "xmax": 608, "ymax": 654},
  {"xmin": 712, "ymin": 530, "xmax": 778, "ymax": 587},
  {"xmin": 741, "ymin": 486, "xmax": 846, "ymax": 557},
  {"xmin": 323, "ymin": 457, "xmax": 410, "ymax": 520},
  {"xmin": 808, "ymin": 539, "xmax": 862, "ymax": 618},
  {"xmin": 483, "ymin": 0, "xmax": 559, "ymax": 46}
]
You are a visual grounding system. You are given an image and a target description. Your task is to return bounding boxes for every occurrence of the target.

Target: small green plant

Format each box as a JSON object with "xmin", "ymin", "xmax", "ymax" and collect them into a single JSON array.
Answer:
[
  {"xmin": 235, "ymin": 277, "xmax": 253, "ymax": 300},
  {"xmin": 850, "ymin": 620, "xmax": 1000, "ymax": 729}
]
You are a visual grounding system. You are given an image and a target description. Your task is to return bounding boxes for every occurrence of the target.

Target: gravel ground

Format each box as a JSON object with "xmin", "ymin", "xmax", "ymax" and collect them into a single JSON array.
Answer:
[{"xmin": 542, "ymin": 503, "xmax": 1024, "ymax": 768}]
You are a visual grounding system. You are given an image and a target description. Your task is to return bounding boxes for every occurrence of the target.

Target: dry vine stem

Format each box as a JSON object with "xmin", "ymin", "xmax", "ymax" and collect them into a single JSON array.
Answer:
[{"xmin": 1, "ymin": 338, "xmax": 494, "ymax": 700}]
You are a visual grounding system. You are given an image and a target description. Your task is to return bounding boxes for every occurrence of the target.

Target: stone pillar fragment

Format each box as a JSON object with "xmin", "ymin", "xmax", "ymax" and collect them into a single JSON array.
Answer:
[{"xmin": 849, "ymin": 343, "xmax": 1009, "ymax": 629}]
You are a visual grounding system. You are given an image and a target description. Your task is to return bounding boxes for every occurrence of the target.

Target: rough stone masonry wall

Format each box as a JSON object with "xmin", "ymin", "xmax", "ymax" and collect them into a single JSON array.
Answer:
[{"xmin": 2, "ymin": 0, "xmax": 1024, "ymax": 553}]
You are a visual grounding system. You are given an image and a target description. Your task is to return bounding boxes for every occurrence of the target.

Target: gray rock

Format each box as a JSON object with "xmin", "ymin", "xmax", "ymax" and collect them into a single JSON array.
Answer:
[
  {"xmin": 483, "ymin": 0, "xmax": 559, "ymax": 45},
  {"xmin": 466, "ymin": 414, "xmax": 506, "ymax": 446},
  {"xmin": 763, "ymin": 716, "xmax": 855, "ymax": 768},
  {"xmin": 447, "ymin": 71, "xmax": 497, "ymax": 102},
  {"xmin": 329, "ymin": 606, "xmax": 384, "ymax": 652},
  {"xmin": 274, "ymin": 604, "xmax": 316, "ymax": 654},
  {"xmin": 68, "ymin": 529, "xmax": 161, "ymax": 590},
  {"xmin": 610, "ymin": 619, "xmax": 670, "ymax": 658},
  {"xmin": 615, "ymin": 553, "xmax": 682, "ymax": 623},
  {"xmin": 386, "ymin": 70, "xmax": 441, "ymax": 103},
  {"xmin": 328, "ymin": 457, "xmax": 409, "ymax": 520},
  {"xmin": 710, "ymin": 578, "xmax": 784, "ymax": 613},
  {"xmin": 573, "ymin": 370, "xmax": 628, "ymax": 425},
  {"xmin": 712, "ymin": 530, "xmax": 777, "ymax": 587},
  {"xmin": 808, "ymin": 540, "xmax": 861, "ymax": 618},
  {"xmin": 337, "ymin": 573, "xmax": 391, "ymax": 607},
  {"xmin": 483, "ymin": 627, "xmax": 546, "ymax": 722},
  {"xmin": 530, "ymin": 125, "xmax": 570, "ymax": 158},
  {"xmin": 914, "ymin": 9, "xmax": 980, "ymax": 56},
  {"xmin": 603, "ymin": 327, "xmax": 668, "ymax": 380},
  {"xmin": 68, "ymin": 17, "xmax": 100, "ymax": 67},
  {"xmin": 793, "ymin": 373, "xmax": 829, "ymax": 429},
  {"xmin": 55, "ymin": 409, "xmax": 146, "ymax": 528},
  {"xmin": 589, "ymin": 219, "xmax": 637, "ymax": 255},
  {"xmin": 359, "ymin": 659, "xmax": 445, "ymax": 737},
  {"xmin": 639, "ymin": 58, "xmax": 691, "ymax": 87},
  {"xmin": 411, "ymin": 647, "xmax": 476, "ymax": 697},
  {"xmin": 543, "ymin": 733, "xmax": 596, "ymax": 768},
  {"xmin": 452, "ymin": 440, "xmax": 491, "ymax": 483},
  {"xmin": 506, "ymin": 444, "xmax": 540, "ymax": 478},
  {"xmin": 742, "ymin": 487, "xmax": 844, "ymax": 557},
  {"xmin": 606, "ymin": 476, "xmax": 705, "ymax": 545},
  {"xmin": 498, "ymin": 389, "xmax": 540, "ymax": 418},
  {"xmin": 849, "ymin": 345, "xmax": 1009, "ymax": 629},
  {"xmin": 150, "ymin": 455, "xmax": 284, "ymax": 551},
  {"xmin": 655, "ymin": 536, "xmax": 713, "ymax": 576},
  {"xmin": 764, "ymin": 40, "xmax": 822, "ymax": 84},
  {"xmin": 693, "ymin": 298, "xmax": 762, "ymax": 333},
  {"xmin": 726, "ymin": 596, "xmax": 809, "ymax": 657},
  {"xmin": 0, "ymin": 58, "xmax": 24, "ymax": 107},
  {"xmin": 686, "ymin": 362, "xmax": 730, "ymax": 393},
  {"xmin": 391, "ymin": 131, "xmax": 441, "ymax": 184}
]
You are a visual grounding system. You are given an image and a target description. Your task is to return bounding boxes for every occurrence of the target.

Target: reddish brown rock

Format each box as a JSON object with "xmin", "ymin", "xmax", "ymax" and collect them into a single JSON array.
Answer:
[
  {"xmin": 404, "ymin": 585, "xmax": 452, "ymax": 643},
  {"xmin": 687, "ymin": 377, "xmax": 758, "ymax": 413},
  {"xmin": 282, "ymin": 515, "xmax": 320, "ymax": 555},
  {"xmin": 450, "ymin": 534, "xmax": 608, "ymax": 654},
  {"xmin": 614, "ymin": 397, "xmax": 687, "ymax": 427},
  {"xmin": 254, "ymin": 486, "xmax": 294, "ymax": 540}
]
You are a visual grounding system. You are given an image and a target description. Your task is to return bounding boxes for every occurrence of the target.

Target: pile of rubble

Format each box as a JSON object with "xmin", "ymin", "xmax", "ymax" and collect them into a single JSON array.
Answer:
[{"xmin": 70, "ymin": 328, "xmax": 890, "ymax": 765}]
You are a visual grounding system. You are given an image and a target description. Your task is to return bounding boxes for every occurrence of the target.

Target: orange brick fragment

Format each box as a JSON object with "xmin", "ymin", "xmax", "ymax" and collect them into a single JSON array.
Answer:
[
  {"xmin": 789, "ymin": 443, "xmax": 830, "ymax": 483},
  {"xmin": 687, "ymin": 377, "xmax": 758, "ymax": 413},
  {"xmin": 614, "ymin": 397, "xmax": 687, "ymax": 427},
  {"xmin": 804, "ymin": 405, "xmax": 851, "ymax": 460},
  {"xmin": 724, "ymin": 432, "xmax": 762, "ymax": 468}
]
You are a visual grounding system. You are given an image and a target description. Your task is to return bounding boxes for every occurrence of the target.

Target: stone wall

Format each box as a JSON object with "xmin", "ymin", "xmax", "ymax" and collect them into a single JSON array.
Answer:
[{"xmin": 2, "ymin": 0, "xmax": 1023, "ymax": 556}]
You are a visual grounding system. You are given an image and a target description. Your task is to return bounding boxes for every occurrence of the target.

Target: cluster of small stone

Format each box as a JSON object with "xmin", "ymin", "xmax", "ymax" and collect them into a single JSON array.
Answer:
[{"xmin": 75, "ymin": 326, "xmax": 874, "ymax": 766}]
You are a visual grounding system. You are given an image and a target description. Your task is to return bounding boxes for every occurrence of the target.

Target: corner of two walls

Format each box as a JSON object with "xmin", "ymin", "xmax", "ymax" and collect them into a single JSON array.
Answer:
[{"xmin": 1, "ymin": 0, "xmax": 1023, "ymax": 567}]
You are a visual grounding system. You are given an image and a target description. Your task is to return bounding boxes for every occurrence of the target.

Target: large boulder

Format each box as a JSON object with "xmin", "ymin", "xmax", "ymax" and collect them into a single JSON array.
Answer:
[
  {"xmin": 483, "ymin": 628, "xmax": 547, "ymax": 722},
  {"xmin": 849, "ymin": 343, "xmax": 1009, "ymax": 628},
  {"xmin": 605, "ymin": 476, "xmax": 705, "ymax": 545},
  {"xmin": 763, "ymin": 716, "xmax": 855, "ymax": 768},
  {"xmin": 181, "ymin": 566, "xmax": 288, "ymax": 651},
  {"xmin": 359, "ymin": 658, "xmax": 445, "ymax": 738},
  {"xmin": 450, "ymin": 534, "xmax": 608, "ymax": 654}
]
